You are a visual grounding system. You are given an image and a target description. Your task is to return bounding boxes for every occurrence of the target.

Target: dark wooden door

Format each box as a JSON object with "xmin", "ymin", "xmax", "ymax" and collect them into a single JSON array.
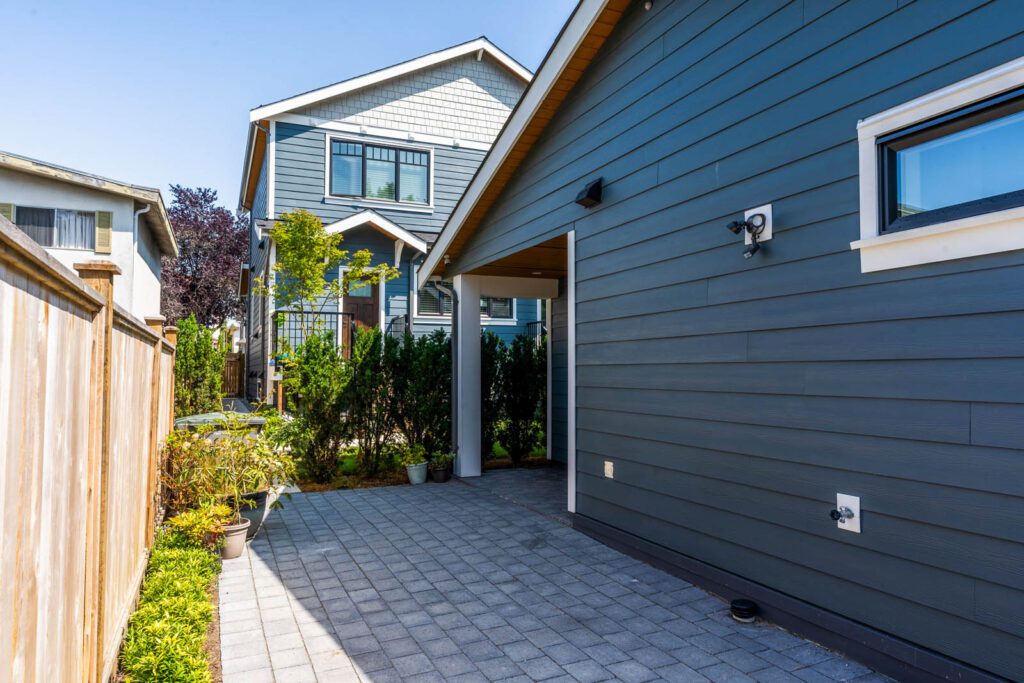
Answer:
[{"xmin": 343, "ymin": 285, "xmax": 379, "ymax": 330}]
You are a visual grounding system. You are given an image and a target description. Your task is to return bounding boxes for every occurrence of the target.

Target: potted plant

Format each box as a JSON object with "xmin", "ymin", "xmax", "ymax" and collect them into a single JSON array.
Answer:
[
  {"xmin": 430, "ymin": 451, "xmax": 455, "ymax": 483},
  {"xmin": 402, "ymin": 444, "xmax": 429, "ymax": 485}
]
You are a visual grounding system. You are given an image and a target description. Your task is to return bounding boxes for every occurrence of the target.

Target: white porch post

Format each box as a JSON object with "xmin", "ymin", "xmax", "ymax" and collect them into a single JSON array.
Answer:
[{"xmin": 454, "ymin": 274, "xmax": 482, "ymax": 478}]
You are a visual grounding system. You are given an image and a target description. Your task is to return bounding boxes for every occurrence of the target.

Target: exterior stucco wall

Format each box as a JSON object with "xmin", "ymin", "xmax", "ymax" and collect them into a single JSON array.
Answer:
[{"xmin": 0, "ymin": 166, "xmax": 163, "ymax": 318}]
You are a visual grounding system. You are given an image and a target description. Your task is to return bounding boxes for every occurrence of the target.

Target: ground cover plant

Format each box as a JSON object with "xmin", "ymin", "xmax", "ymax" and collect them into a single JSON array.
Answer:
[{"xmin": 118, "ymin": 515, "xmax": 223, "ymax": 682}]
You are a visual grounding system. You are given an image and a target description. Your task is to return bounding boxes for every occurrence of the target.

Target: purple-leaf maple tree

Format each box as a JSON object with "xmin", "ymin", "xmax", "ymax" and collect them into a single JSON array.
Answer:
[{"xmin": 161, "ymin": 185, "xmax": 248, "ymax": 326}]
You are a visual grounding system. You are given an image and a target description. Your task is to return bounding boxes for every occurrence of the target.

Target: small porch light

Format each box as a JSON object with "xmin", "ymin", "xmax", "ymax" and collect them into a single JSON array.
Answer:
[{"xmin": 575, "ymin": 177, "xmax": 603, "ymax": 208}]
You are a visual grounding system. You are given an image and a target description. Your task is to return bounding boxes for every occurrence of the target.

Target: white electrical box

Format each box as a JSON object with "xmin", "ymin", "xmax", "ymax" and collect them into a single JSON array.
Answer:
[
  {"xmin": 836, "ymin": 493, "xmax": 861, "ymax": 533},
  {"xmin": 744, "ymin": 204, "xmax": 773, "ymax": 245},
  {"xmin": 604, "ymin": 461, "xmax": 614, "ymax": 479}
]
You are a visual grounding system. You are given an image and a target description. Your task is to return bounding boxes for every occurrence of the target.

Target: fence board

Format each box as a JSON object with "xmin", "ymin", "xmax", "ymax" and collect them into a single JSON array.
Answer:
[{"xmin": 0, "ymin": 216, "xmax": 174, "ymax": 682}]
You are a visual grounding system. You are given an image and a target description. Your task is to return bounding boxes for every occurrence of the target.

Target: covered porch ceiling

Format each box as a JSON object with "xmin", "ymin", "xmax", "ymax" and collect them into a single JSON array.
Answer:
[{"xmin": 464, "ymin": 233, "xmax": 568, "ymax": 280}]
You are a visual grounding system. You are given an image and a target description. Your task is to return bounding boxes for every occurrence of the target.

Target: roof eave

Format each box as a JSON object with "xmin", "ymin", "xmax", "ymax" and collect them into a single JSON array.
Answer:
[{"xmin": 418, "ymin": 0, "xmax": 627, "ymax": 289}]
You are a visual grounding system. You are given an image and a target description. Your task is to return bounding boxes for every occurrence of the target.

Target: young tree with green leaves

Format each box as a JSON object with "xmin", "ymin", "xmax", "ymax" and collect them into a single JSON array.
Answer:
[{"xmin": 257, "ymin": 208, "xmax": 398, "ymax": 336}]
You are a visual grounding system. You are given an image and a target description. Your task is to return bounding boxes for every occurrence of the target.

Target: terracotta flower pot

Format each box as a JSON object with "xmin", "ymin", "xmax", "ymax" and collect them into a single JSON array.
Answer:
[{"xmin": 221, "ymin": 517, "xmax": 252, "ymax": 559}]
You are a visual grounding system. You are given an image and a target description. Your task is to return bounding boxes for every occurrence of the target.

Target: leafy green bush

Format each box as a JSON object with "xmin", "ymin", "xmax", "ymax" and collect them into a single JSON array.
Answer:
[
  {"xmin": 280, "ymin": 331, "xmax": 351, "ymax": 483},
  {"xmin": 166, "ymin": 503, "xmax": 232, "ymax": 549},
  {"xmin": 160, "ymin": 416, "xmax": 296, "ymax": 515},
  {"xmin": 389, "ymin": 330, "xmax": 451, "ymax": 456},
  {"xmin": 347, "ymin": 328, "xmax": 398, "ymax": 476},
  {"xmin": 480, "ymin": 331, "xmax": 506, "ymax": 459},
  {"xmin": 174, "ymin": 314, "xmax": 226, "ymax": 417},
  {"xmin": 119, "ymin": 530, "xmax": 219, "ymax": 682},
  {"xmin": 497, "ymin": 333, "xmax": 546, "ymax": 464}
]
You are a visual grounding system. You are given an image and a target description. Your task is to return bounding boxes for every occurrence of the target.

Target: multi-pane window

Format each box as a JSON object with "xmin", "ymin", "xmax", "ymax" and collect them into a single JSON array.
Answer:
[
  {"xmin": 15, "ymin": 206, "xmax": 96, "ymax": 249},
  {"xmin": 416, "ymin": 279, "xmax": 513, "ymax": 319},
  {"xmin": 330, "ymin": 139, "xmax": 430, "ymax": 205},
  {"xmin": 878, "ymin": 86, "xmax": 1024, "ymax": 232}
]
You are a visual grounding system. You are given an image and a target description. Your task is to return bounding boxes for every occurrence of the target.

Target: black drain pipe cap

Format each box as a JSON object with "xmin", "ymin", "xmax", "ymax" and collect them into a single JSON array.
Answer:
[{"xmin": 730, "ymin": 599, "xmax": 758, "ymax": 623}]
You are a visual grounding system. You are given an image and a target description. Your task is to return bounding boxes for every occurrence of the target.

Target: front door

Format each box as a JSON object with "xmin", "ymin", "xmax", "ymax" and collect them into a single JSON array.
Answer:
[{"xmin": 343, "ymin": 281, "xmax": 379, "ymax": 330}]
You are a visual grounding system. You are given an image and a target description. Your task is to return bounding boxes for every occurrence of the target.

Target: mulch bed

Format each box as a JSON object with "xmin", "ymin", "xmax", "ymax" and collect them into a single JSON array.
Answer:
[
  {"xmin": 206, "ymin": 574, "xmax": 222, "ymax": 683},
  {"xmin": 297, "ymin": 470, "xmax": 408, "ymax": 492}
]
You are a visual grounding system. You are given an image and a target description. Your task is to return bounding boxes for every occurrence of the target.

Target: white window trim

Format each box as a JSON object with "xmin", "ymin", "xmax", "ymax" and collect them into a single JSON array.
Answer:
[
  {"xmin": 853, "ymin": 56, "xmax": 1024, "ymax": 272},
  {"xmin": 409, "ymin": 266, "xmax": 519, "ymax": 326},
  {"xmin": 323, "ymin": 133, "xmax": 435, "ymax": 211}
]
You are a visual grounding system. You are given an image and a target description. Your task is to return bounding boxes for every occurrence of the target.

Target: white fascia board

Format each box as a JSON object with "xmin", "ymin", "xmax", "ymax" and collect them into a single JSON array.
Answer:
[
  {"xmin": 418, "ymin": 0, "xmax": 611, "ymax": 290},
  {"xmin": 250, "ymin": 38, "xmax": 531, "ymax": 123},
  {"xmin": 324, "ymin": 209, "xmax": 428, "ymax": 254}
]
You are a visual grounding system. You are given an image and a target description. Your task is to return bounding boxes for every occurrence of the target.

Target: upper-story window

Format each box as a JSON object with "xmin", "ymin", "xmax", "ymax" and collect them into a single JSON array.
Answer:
[
  {"xmin": 4, "ymin": 205, "xmax": 101, "ymax": 250},
  {"xmin": 878, "ymin": 86, "xmax": 1024, "ymax": 233},
  {"xmin": 329, "ymin": 139, "xmax": 430, "ymax": 205}
]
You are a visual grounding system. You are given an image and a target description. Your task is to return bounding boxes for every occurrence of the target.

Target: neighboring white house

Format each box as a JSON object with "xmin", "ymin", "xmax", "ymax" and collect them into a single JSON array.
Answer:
[{"xmin": 0, "ymin": 151, "xmax": 177, "ymax": 318}]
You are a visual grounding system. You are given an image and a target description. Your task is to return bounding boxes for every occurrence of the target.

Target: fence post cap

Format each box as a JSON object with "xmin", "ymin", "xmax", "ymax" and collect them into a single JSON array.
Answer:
[{"xmin": 73, "ymin": 260, "xmax": 122, "ymax": 278}]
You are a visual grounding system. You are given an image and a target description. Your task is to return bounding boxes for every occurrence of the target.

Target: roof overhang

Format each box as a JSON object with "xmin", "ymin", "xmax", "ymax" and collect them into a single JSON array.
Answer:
[
  {"xmin": 418, "ymin": 0, "xmax": 630, "ymax": 289},
  {"xmin": 250, "ymin": 37, "xmax": 531, "ymax": 123},
  {"xmin": 237, "ymin": 38, "xmax": 532, "ymax": 215},
  {"xmin": 325, "ymin": 209, "xmax": 428, "ymax": 256},
  {"xmin": 0, "ymin": 150, "xmax": 178, "ymax": 258}
]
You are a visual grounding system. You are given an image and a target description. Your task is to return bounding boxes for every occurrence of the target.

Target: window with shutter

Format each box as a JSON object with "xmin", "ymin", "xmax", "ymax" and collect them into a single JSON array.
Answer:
[{"xmin": 95, "ymin": 210, "xmax": 113, "ymax": 254}]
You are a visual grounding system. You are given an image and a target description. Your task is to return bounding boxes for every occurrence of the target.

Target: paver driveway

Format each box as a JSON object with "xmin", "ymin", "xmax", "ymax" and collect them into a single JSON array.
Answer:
[{"xmin": 219, "ymin": 470, "xmax": 883, "ymax": 682}]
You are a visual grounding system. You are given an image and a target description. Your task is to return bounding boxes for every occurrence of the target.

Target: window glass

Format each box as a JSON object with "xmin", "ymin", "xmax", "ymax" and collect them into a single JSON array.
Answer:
[
  {"xmin": 15, "ymin": 207, "xmax": 56, "ymax": 246},
  {"xmin": 347, "ymin": 280, "xmax": 374, "ymax": 298},
  {"xmin": 417, "ymin": 280, "xmax": 452, "ymax": 316},
  {"xmin": 54, "ymin": 210, "xmax": 96, "ymax": 249},
  {"xmin": 881, "ymin": 88, "xmax": 1024, "ymax": 231},
  {"xmin": 365, "ymin": 146, "xmax": 396, "ymax": 200},
  {"xmin": 331, "ymin": 141, "xmax": 363, "ymax": 196},
  {"xmin": 399, "ymin": 150, "xmax": 428, "ymax": 203},
  {"xmin": 896, "ymin": 109, "xmax": 1024, "ymax": 216}
]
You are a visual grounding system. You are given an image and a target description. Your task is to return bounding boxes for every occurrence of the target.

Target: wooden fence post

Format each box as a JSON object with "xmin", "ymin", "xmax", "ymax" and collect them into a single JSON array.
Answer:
[
  {"xmin": 164, "ymin": 326, "xmax": 177, "ymax": 427},
  {"xmin": 144, "ymin": 316, "xmax": 165, "ymax": 547},
  {"xmin": 74, "ymin": 261, "xmax": 119, "ymax": 683}
]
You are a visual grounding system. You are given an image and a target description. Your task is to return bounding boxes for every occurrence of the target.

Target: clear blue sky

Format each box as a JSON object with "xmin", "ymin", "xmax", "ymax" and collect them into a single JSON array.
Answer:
[{"xmin": 1, "ymin": 0, "xmax": 575, "ymax": 211}]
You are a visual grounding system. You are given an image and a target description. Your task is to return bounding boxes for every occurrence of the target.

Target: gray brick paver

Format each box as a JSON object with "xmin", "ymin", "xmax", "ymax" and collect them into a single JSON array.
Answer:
[{"xmin": 218, "ymin": 471, "xmax": 882, "ymax": 683}]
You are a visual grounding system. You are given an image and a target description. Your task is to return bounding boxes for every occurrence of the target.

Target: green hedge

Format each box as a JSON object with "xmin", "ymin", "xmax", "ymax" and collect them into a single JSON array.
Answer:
[{"xmin": 119, "ymin": 530, "xmax": 220, "ymax": 682}]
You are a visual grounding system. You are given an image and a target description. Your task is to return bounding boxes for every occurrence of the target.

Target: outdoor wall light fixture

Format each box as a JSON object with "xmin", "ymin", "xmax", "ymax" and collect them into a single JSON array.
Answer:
[
  {"xmin": 575, "ymin": 177, "xmax": 603, "ymax": 208},
  {"xmin": 726, "ymin": 204, "xmax": 773, "ymax": 259},
  {"xmin": 644, "ymin": 1, "xmax": 654, "ymax": 10}
]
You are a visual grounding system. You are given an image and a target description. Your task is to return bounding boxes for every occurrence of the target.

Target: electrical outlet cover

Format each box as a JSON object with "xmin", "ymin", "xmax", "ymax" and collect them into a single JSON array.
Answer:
[
  {"xmin": 604, "ymin": 461, "xmax": 614, "ymax": 479},
  {"xmin": 836, "ymin": 493, "xmax": 861, "ymax": 533},
  {"xmin": 744, "ymin": 204, "xmax": 773, "ymax": 245}
]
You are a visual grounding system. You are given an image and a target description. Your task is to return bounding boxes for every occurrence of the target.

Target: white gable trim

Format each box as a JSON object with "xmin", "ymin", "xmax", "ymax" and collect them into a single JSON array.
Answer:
[
  {"xmin": 418, "ymin": 0, "xmax": 610, "ymax": 289},
  {"xmin": 251, "ymin": 38, "xmax": 531, "ymax": 122},
  {"xmin": 324, "ymin": 209, "xmax": 428, "ymax": 255}
]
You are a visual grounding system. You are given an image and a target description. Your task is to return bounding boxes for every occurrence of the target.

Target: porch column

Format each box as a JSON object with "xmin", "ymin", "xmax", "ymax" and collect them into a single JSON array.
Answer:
[{"xmin": 453, "ymin": 274, "xmax": 482, "ymax": 478}]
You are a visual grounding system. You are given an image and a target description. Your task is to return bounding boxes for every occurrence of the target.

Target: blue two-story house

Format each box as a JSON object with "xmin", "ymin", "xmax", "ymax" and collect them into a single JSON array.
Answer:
[{"xmin": 237, "ymin": 38, "xmax": 534, "ymax": 401}]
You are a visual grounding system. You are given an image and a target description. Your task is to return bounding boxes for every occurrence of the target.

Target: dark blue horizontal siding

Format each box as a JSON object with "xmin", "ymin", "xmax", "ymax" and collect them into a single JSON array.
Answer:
[{"xmin": 448, "ymin": 0, "xmax": 1024, "ymax": 678}]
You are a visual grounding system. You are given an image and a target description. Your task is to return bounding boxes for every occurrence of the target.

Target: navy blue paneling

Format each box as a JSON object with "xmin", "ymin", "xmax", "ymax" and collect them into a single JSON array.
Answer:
[{"xmin": 448, "ymin": 0, "xmax": 1024, "ymax": 677}]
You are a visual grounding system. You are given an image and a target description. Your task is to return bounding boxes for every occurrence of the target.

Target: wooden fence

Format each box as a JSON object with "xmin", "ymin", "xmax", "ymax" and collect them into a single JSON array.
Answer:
[
  {"xmin": 222, "ymin": 352, "xmax": 244, "ymax": 397},
  {"xmin": 0, "ymin": 215, "xmax": 175, "ymax": 683}
]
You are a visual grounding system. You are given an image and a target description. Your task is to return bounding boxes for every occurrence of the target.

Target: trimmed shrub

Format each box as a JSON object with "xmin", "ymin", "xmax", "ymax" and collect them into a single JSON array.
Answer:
[
  {"xmin": 119, "ymin": 530, "xmax": 219, "ymax": 682},
  {"xmin": 390, "ymin": 330, "xmax": 451, "ymax": 456},
  {"xmin": 282, "ymin": 331, "xmax": 350, "ymax": 483},
  {"xmin": 346, "ymin": 327, "xmax": 398, "ymax": 476},
  {"xmin": 174, "ymin": 314, "xmax": 225, "ymax": 417},
  {"xmin": 497, "ymin": 333, "xmax": 546, "ymax": 464},
  {"xmin": 480, "ymin": 331, "xmax": 506, "ymax": 459}
]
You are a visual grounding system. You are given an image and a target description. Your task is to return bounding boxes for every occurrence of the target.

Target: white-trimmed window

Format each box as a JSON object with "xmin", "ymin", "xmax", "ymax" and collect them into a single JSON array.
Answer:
[
  {"xmin": 1, "ymin": 204, "xmax": 105, "ymax": 250},
  {"xmin": 853, "ymin": 57, "xmax": 1024, "ymax": 272},
  {"xmin": 328, "ymin": 137, "xmax": 430, "ymax": 206},
  {"xmin": 416, "ymin": 279, "xmax": 514, "ymax": 321}
]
